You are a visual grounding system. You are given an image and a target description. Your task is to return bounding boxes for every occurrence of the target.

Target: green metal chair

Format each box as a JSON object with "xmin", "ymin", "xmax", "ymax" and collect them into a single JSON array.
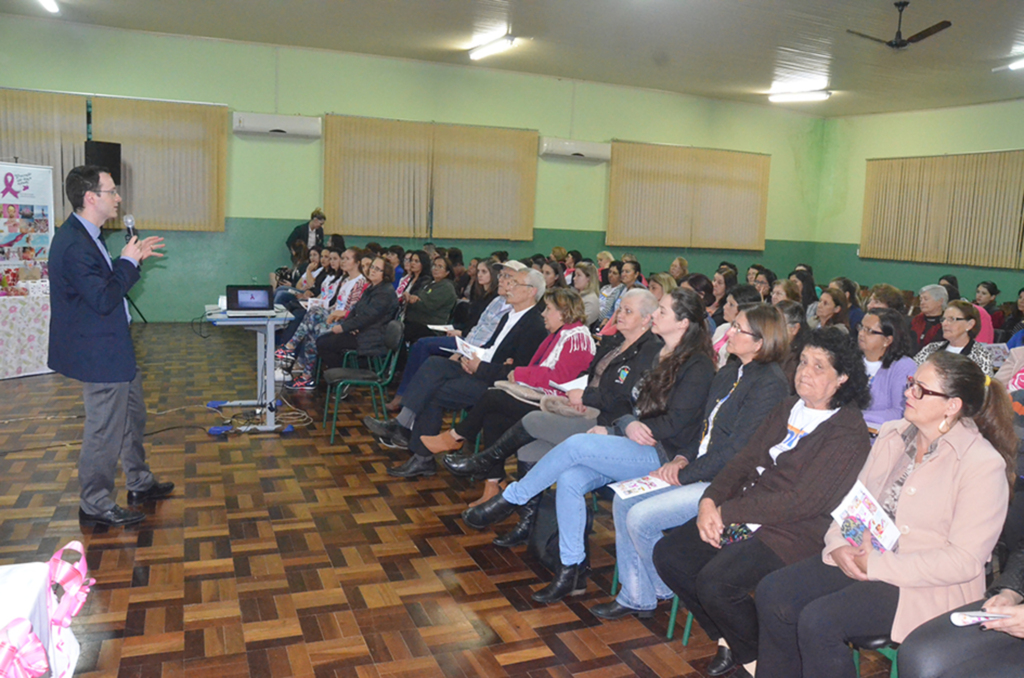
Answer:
[
  {"xmin": 323, "ymin": 319, "xmax": 403, "ymax": 444},
  {"xmin": 851, "ymin": 636, "xmax": 898, "ymax": 678}
]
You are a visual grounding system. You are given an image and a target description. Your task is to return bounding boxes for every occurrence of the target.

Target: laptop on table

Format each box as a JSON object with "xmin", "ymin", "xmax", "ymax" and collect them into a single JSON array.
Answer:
[{"xmin": 225, "ymin": 285, "xmax": 277, "ymax": 317}]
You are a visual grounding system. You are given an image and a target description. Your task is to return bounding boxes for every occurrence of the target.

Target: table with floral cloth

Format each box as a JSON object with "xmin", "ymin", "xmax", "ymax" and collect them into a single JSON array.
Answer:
[{"xmin": 0, "ymin": 283, "xmax": 51, "ymax": 380}]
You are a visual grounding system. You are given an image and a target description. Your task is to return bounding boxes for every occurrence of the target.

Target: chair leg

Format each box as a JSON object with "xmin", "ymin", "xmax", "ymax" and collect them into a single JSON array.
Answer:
[
  {"xmin": 591, "ymin": 492, "xmax": 599, "ymax": 513},
  {"xmin": 667, "ymin": 595, "xmax": 679, "ymax": 639},
  {"xmin": 682, "ymin": 611, "xmax": 693, "ymax": 647},
  {"xmin": 329, "ymin": 386, "xmax": 343, "ymax": 445},
  {"xmin": 322, "ymin": 383, "xmax": 333, "ymax": 427},
  {"xmin": 610, "ymin": 564, "xmax": 619, "ymax": 596},
  {"xmin": 852, "ymin": 648, "xmax": 861, "ymax": 677}
]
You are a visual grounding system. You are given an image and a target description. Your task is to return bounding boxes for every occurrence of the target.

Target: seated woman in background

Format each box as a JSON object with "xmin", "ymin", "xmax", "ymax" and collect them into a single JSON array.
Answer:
[
  {"xmin": 770, "ymin": 279, "xmax": 801, "ymax": 305},
  {"xmin": 708, "ymin": 267, "xmax": 738, "ymax": 327},
  {"xmin": 591, "ymin": 304, "xmax": 789, "ymax": 622},
  {"xmin": 976, "ymin": 281, "xmax": 1003, "ymax": 329},
  {"xmin": 859, "ymin": 308, "xmax": 918, "ymax": 430},
  {"xmin": 775, "ymin": 299, "xmax": 811, "ymax": 393},
  {"xmin": 911, "ymin": 284, "xmax": 947, "ymax": 349},
  {"xmin": 866, "ymin": 283, "xmax": 908, "ymax": 315},
  {"xmin": 275, "ymin": 245, "xmax": 344, "ymax": 347},
  {"xmin": 682, "ymin": 272, "xmax": 718, "ymax": 334},
  {"xmin": 915, "ymin": 299, "xmax": 994, "ymax": 375},
  {"xmin": 542, "ymin": 259, "xmax": 568, "ymax": 289},
  {"xmin": 830, "ymin": 277, "xmax": 864, "ymax": 331},
  {"xmin": 596, "ymin": 250, "xmax": 614, "ymax": 272},
  {"xmin": 1003, "ymin": 287, "xmax": 1024, "ymax": 343},
  {"xmin": 789, "ymin": 268, "xmax": 819, "ymax": 323},
  {"xmin": 572, "ymin": 261, "xmax": 602, "ymax": 327},
  {"xmin": 386, "ymin": 262, "xmax": 509, "ymax": 413},
  {"xmin": 652, "ymin": 328, "xmax": 871, "ymax": 678},
  {"xmin": 710, "ymin": 284, "xmax": 763, "ymax": 367},
  {"xmin": 669, "ymin": 256, "xmax": 689, "ymax": 285},
  {"xmin": 599, "ymin": 260, "xmax": 625, "ymax": 321},
  {"xmin": 647, "ymin": 272, "xmax": 678, "ymax": 302},
  {"xmin": 270, "ymin": 240, "xmax": 309, "ymax": 300},
  {"xmin": 442, "ymin": 289, "xmax": 661, "ymax": 544},
  {"xmin": 403, "ymin": 256, "xmax": 458, "ymax": 343},
  {"xmin": 462, "ymin": 288, "xmax": 715, "ymax": 604},
  {"xmin": 755, "ymin": 352, "xmax": 1016, "ymax": 678},
  {"xmin": 598, "ymin": 259, "xmax": 645, "ymax": 335},
  {"xmin": 753, "ymin": 268, "xmax": 777, "ymax": 301},
  {"xmin": 813, "ymin": 287, "xmax": 850, "ymax": 332},
  {"xmin": 305, "ymin": 256, "xmax": 400, "ymax": 385}
]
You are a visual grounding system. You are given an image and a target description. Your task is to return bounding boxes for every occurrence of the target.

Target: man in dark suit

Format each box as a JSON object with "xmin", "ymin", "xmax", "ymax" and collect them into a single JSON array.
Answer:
[
  {"xmin": 48, "ymin": 165, "xmax": 173, "ymax": 526},
  {"xmin": 285, "ymin": 208, "xmax": 331, "ymax": 253},
  {"xmin": 365, "ymin": 267, "xmax": 549, "ymax": 478}
]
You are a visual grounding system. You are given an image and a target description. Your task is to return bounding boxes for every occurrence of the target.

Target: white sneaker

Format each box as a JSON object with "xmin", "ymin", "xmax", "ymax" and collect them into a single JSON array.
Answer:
[{"xmin": 274, "ymin": 368, "xmax": 293, "ymax": 383}]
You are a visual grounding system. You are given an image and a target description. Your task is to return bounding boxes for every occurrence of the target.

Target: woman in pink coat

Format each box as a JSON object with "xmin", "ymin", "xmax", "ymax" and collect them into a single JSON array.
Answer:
[{"xmin": 755, "ymin": 351, "xmax": 1017, "ymax": 678}]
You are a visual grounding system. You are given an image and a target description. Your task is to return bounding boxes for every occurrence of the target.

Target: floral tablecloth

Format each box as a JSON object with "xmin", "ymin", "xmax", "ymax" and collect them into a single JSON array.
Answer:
[{"xmin": 0, "ymin": 294, "xmax": 51, "ymax": 379}]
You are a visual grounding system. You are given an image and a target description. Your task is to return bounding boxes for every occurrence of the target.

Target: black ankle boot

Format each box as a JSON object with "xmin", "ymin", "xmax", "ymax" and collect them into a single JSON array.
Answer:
[
  {"xmin": 442, "ymin": 421, "xmax": 536, "ymax": 480},
  {"xmin": 531, "ymin": 562, "xmax": 587, "ymax": 604},
  {"xmin": 462, "ymin": 492, "xmax": 518, "ymax": 530},
  {"xmin": 493, "ymin": 462, "xmax": 539, "ymax": 548}
]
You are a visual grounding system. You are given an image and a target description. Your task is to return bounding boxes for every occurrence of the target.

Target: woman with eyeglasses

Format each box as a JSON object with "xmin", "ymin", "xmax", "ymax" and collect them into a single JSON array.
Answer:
[
  {"xmin": 859, "ymin": 308, "xmax": 918, "ymax": 430},
  {"xmin": 591, "ymin": 305, "xmax": 790, "ymax": 623},
  {"xmin": 754, "ymin": 268, "xmax": 777, "ymax": 302},
  {"xmin": 403, "ymin": 256, "xmax": 458, "ymax": 343},
  {"xmin": 755, "ymin": 351, "xmax": 1016, "ymax": 678},
  {"xmin": 914, "ymin": 300, "xmax": 994, "ymax": 375}
]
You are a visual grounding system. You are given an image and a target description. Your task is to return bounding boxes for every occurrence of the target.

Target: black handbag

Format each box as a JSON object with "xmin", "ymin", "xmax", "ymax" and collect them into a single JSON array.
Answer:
[{"xmin": 527, "ymin": 488, "xmax": 594, "ymax": 573}]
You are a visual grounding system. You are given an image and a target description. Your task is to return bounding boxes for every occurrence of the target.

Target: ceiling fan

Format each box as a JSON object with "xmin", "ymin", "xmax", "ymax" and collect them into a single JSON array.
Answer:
[{"xmin": 847, "ymin": 1, "xmax": 952, "ymax": 50}]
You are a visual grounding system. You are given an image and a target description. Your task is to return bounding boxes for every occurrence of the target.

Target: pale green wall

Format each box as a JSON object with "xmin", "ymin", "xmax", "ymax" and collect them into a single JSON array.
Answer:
[{"xmin": 4, "ymin": 13, "xmax": 1024, "ymax": 321}]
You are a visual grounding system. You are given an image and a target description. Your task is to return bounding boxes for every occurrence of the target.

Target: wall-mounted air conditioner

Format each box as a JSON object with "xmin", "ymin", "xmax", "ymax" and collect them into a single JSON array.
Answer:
[
  {"xmin": 538, "ymin": 137, "xmax": 612, "ymax": 161},
  {"xmin": 232, "ymin": 112, "xmax": 322, "ymax": 139}
]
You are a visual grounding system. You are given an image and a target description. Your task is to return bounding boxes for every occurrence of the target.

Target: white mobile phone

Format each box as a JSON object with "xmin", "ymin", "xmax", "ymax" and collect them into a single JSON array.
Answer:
[{"xmin": 950, "ymin": 611, "xmax": 1012, "ymax": 626}]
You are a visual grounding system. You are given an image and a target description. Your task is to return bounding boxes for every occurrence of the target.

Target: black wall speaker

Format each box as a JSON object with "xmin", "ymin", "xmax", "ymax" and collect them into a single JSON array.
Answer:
[{"xmin": 84, "ymin": 141, "xmax": 122, "ymax": 186}]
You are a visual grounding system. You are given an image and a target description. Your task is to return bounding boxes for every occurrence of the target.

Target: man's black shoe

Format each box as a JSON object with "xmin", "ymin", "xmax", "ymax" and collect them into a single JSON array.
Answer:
[
  {"xmin": 127, "ymin": 481, "xmax": 175, "ymax": 504},
  {"xmin": 79, "ymin": 505, "xmax": 146, "ymax": 526},
  {"xmin": 364, "ymin": 416, "xmax": 400, "ymax": 439},
  {"xmin": 387, "ymin": 455, "xmax": 437, "ymax": 478},
  {"xmin": 706, "ymin": 646, "xmax": 736, "ymax": 677}
]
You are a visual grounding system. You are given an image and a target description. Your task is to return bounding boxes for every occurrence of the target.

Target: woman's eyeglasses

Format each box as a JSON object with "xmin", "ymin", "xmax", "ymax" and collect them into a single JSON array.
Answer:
[{"xmin": 905, "ymin": 376, "xmax": 950, "ymax": 400}]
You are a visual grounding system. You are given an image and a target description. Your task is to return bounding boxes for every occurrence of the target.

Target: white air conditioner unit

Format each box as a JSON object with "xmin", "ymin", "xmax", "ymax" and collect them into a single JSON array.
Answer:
[
  {"xmin": 232, "ymin": 112, "xmax": 322, "ymax": 139},
  {"xmin": 538, "ymin": 137, "xmax": 612, "ymax": 161}
]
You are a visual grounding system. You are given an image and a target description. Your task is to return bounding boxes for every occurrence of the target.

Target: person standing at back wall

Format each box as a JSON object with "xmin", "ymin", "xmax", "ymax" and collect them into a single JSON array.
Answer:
[
  {"xmin": 285, "ymin": 208, "xmax": 341, "ymax": 254},
  {"xmin": 48, "ymin": 165, "xmax": 173, "ymax": 527}
]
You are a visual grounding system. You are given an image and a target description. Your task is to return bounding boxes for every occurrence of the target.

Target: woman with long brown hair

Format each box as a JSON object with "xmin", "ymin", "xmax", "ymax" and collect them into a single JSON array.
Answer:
[{"xmin": 462, "ymin": 287, "xmax": 715, "ymax": 605}]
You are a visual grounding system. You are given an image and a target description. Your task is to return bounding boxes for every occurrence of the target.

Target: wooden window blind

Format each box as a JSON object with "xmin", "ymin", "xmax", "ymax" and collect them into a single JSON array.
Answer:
[
  {"xmin": 0, "ymin": 88, "xmax": 87, "ymax": 224},
  {"xmin": 607, "ymin": 141, "xmax": 770, "ymax": 250},
  {"xmin": 323, "ymin": 115, "xmax": 538, "ymax": 240},
  {"xmin": 860, "ymin": 150, "xmax": 1024, "ymax": 268},
  {"xmin": 91, "ymin": 96, "xmax": 228, "ymax": 232},
  {"xmin": 323, "ymin": 115, "xmax": 432, "ymax": 239}
]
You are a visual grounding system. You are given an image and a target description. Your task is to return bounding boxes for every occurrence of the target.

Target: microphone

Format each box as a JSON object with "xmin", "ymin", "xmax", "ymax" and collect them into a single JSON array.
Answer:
[{"xmin": 123, "ymin": 214, "xmax": 137, "ymax": 243}]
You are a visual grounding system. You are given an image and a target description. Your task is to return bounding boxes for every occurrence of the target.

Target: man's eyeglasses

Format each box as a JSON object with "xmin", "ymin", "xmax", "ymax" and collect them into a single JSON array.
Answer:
[
  {"xmin": 905, "ymin": 376, "xmax": 950, "ymax": 400},
  {"xmin": 92, "ymin": 188, "xmax": 119, "ymax": 197}
]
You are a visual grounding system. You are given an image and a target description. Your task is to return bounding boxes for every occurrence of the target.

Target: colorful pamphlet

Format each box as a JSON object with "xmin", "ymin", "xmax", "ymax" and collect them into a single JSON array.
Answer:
[
  {"xmin": 607, "ymin": 475, "xmax": 670, "ymax": 500},
  {"xmin": 830, "ymin": 480, "xmax": 901, "ymax": 553}
]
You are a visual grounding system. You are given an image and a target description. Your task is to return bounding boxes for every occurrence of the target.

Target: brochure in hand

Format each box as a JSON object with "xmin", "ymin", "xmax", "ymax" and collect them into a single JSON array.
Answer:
[
  {"xmin": 607, "ymin": 475, "xmax": 670, "ymax": 500},
  {"xmin": 830, "ymin": 480, "xmax": 901, "ymax": 553}
]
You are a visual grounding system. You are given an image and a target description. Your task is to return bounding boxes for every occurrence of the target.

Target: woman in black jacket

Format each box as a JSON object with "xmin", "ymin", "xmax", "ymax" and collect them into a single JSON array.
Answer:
[
  {"xmin": 590, "ymin": 304, "xmax": 790, "ymax": 621},
  {"xmin": 441, "ymin": 288, "xmax": 663, "ymax": 545},
  {"xmin": 310, "ymin": 256, "xmax": 399, "ymax": 376},
  {"xmin": 462, "ymin": 287, "xmax": 716, "ymax": 604}
]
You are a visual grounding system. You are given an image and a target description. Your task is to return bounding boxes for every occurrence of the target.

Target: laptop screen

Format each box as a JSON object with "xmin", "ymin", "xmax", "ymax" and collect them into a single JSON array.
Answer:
[{"xmin": 226, "ymin": 285, "xmax": 274, "ymax": 311}]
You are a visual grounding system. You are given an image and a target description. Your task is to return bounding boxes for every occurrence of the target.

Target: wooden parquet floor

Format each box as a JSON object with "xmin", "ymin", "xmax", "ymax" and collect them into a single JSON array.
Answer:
[{"xmin": 0, "ymin": 323, "xmax": 893, "ymax": 678}]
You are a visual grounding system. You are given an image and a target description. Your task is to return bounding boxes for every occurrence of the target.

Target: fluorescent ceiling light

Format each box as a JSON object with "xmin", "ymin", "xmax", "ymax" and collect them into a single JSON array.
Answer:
[
  {"xmin": 1010, "ymin": 58, "xmax": 1024, "ymax": 71},
  {"xmin": 469, "ymin": 35, "xmax": 517, "ymax": 61},
  {"xmin": 768, "ymin": 90, "xmax": 831, "ymax": 103},
  {"xmin": 37, "ymin": 0, "xmax": 59, "ymax": 12}
]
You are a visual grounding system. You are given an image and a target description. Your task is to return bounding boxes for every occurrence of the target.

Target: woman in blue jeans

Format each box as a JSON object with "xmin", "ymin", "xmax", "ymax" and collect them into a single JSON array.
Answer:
[
  {"xmin": 462, "ymin": 286, "xmax": 716, "ymax": 604},
  {"xmin": 591, "ymin": 304, "xmax": 791, "ymax": 621}
]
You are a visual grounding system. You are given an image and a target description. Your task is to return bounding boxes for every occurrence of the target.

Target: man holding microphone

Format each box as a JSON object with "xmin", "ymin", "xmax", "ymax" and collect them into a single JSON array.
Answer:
[{"xmin": 49, "ymin": 165, "xmax": 171, "ymax": 526}]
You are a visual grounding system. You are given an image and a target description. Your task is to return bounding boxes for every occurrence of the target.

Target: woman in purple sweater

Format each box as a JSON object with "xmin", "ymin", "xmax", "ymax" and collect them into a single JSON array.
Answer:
[{"xmin": 859, "ymin": 308, "xmax": 918, "ymax": 430}]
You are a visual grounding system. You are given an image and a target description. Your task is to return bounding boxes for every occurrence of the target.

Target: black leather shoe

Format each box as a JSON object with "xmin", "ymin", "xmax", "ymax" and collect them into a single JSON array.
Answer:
[
  {"xmin": 531, "ymin": 563, "xmax": 587, "ymax": 604},
  {"xmin": 462, "ymin": 493, "xmax": 518, "ymax": 530},
  {"xmin": 706, "ymin": 646, "xmax": 736, "ymax": 677},
  {"xmin": 376, "ymin": 432, "xmax": 409, "ymax": 450},
  {"xmin": 387, "ymin": 455, "xmax": 437, "ymax": 478},
  {"xmin": 492, "ymin": 461, "xmax": 539, "ymax": 548},
  {"xmin": 79, "ymin": 505, "xmax": 146, "ymax": 526},
  {"xmin": 442, "ymin": 421, "xmax": 535, "ymax": 480},
  {"xmin": 590, "ymin": 600, "xmax": 655, "ymax": 620},
  {"xmin": 364, "ymin": 416, "xmax": 402, "ymax": 439},
  {"xmin": 127, "ymin": 481, "xmax": 175, "ymax": 504}
]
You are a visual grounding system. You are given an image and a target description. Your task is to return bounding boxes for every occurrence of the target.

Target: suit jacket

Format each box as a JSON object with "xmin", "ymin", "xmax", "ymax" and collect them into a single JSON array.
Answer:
[
  {"xmin": 474, "ymin": 303, "xmax": 547, "ymax": 384},
  {"xmin": 48, "ymin": 214, "xmax": 140, "ymax": 383},
  {"xmin": 285, "ymin": 222, "xmax": 327, "ymax": 251}
]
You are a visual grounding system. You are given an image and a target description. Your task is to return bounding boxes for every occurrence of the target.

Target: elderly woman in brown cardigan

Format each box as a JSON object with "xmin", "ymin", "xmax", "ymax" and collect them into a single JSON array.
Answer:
[{"xmin": 651, "ymin": 328, "xmax": 872, "ymax": 678}]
